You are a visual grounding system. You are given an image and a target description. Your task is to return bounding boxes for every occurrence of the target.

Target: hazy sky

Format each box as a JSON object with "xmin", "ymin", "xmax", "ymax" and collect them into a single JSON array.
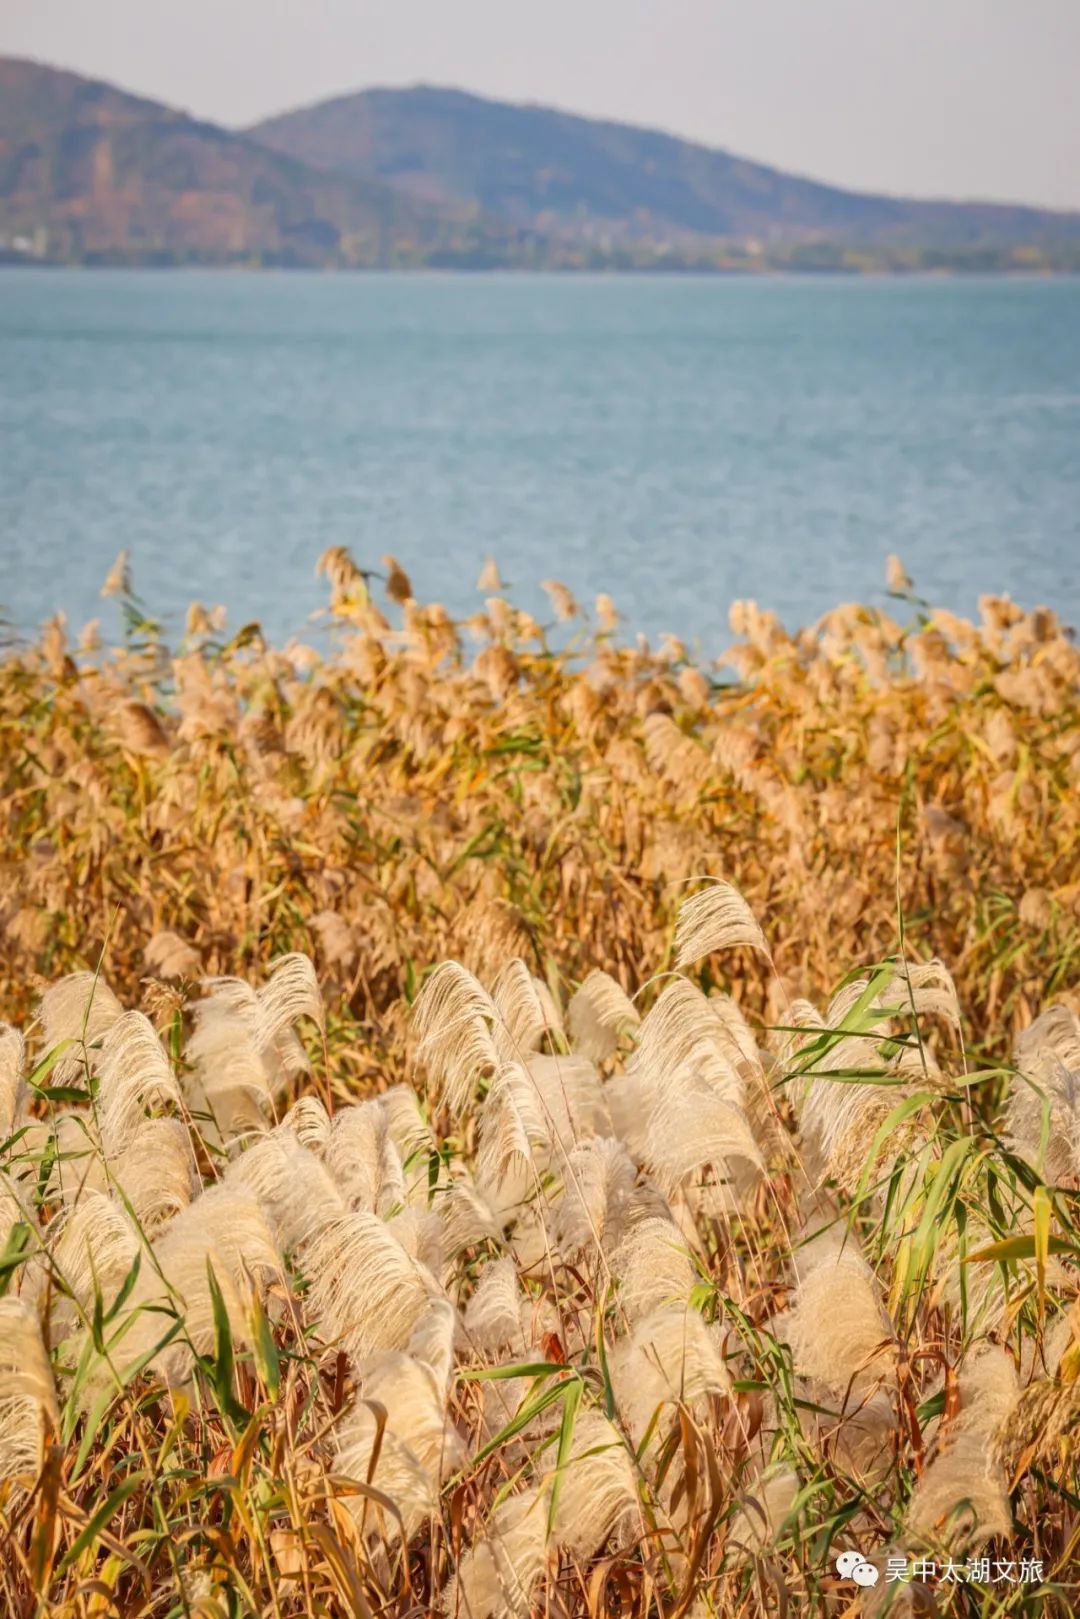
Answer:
[{"xmin": 4, "ymin": 1, "xmax": 1079, "ymax": 209}]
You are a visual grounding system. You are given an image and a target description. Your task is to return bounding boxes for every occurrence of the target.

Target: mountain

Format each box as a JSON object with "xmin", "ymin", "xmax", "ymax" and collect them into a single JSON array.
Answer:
[
  {"xmin": 248, "ymin": 84, "xmax": 1080, "ymax": 265},
  {"xmin": 0, "ymin": 58, "xmax": 504, "ymax": 267},
  {"xmin": 3, "ymin": 58, "xmax": 1079, "ymax": 271}
]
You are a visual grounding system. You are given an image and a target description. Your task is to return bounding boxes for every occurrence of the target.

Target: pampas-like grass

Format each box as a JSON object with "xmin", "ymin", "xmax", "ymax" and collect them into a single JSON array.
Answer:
[
  {"xmin": 276, "ymin": 1093, "xmax": 331, "ymax": 1151},
  {"xmin": 906, "ymin": 1431, "xmax": 1013, "ymax": 1548},
  {"xmin": 524, "ymin": 1052, "xmax": 610, "ymax": 1157},
  {"xmin": 566, "ymin": 970, "xmax": 639, "ymax": 1063},
  {"xmin": 474, "ymin": 1062, "xmax": 549, "ymax": 1205},
  {"xmin": 334, "ymin": 1350, "xmax": 461, "ymax": 1543},
  {"xmin": 413, "ymin": 962, "xmax": 501, "ymax": 1112},
  {"xmin": 725, "ymin": 1466, "xmax": 800, "ymax": 1561},
  {"xmin": 627, "ymin": 979, "xmax": 745, "ymax": 1109},
  {"xmin": 776, "ymin": 1240, "xmax": 895, "ymax": 1396},
  {"xmin": 491, "ymin": 960, "xmax": 562, "ymax": 1063},
  {"xmin": 673, "ymin": 881, "xmax": 769, "ymax": 970},
  {"xmin": 111, "ymin": 1118, "xmax": 197, "ymax": 1234},
  {"xmin": 251, "ymin": 951, "xmax": 324, "ymax": 1059},
  {"xmin": 324, "ymin": 1100, "xmax": 406, "ymax": 1216},
  {"xmin": 437, "ymin": 1174, "xmax": 504, "ymax": 1256},
  {"xmin": 610, "ymin": 1214, "xmax": 696, "ymax": 1321},
  {"xmin": 611, "ymin": 1304, "xmax": 732, "ymax": 1441},
  {"xmin": 304, "ymin": 1211, "xmax": 437, "ymax": 1362},
  {"xmin": 118, "ymin": 1184, "xmax": 281, "ymax": 1385},
  {"xmin": 184, "ymin": 998, "xmax": 273, "ymax": 1144},
  {"xmin": 143, "ymin": 931, "xmax": 201, "ymax": 981},
  {"xmin": 38, "ymin": 972, "xmax": 123, "ymax": 1082},
  {"xmin": 550, "ymin": 1409, "xmax": 640, "ymax": 1558},
  {"xmin": 642, "ymin": 712, "xmax": 711, "ymax": 797},
  {"xmin": 0, "ymin": 1022, "xmax": 26, "ymax": 1137},
  {"xmin": 643, "ymin": 1074, "xmax": 763, "ymax": 1205},
  {"xmin": 96, "ymin": 1011, "xmax": 183, "ymax": 1154},
  {"xmin": 48, "ymin": 1189, "xmax": 139, "ymax": 1331},
  {"xmin": 386, "ymin": 1207, "xmax": 444, "ymax": 1274},
  {"xmin": 224, "ymin": 1131, "xmax": 345, "ymax": 1251},
  {"xmin": 444, "ymin": 1486, "xmax": 548, "ymax": 1619},
  {"xmin": 464, "ymin": 1256, "xmax": 527, "ymax": 1354},
  {"xmin": 552, "ymin": 1136, "xmax": 636, "ymax": 1261},
  {"xmin": 1005, "ymin": 1009, "xmax": 1080, "ymax": 1181},
  {"xmin": 906, "ymin": 1343, "xmax": 1019, "ymax": 1549},
  {"xmin": 0, "ymin": 1296, "xmax": 58, "ymax": 1482}
]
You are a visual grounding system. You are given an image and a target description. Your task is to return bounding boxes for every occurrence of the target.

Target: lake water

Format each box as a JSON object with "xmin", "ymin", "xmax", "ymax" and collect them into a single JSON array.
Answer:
[{"xmin": 2, "ymin": 269, "xmax": 1078, "ymax": 652}]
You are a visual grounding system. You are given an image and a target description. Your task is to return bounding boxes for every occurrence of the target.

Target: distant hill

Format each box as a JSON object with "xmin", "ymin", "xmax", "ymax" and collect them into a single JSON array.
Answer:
[
  {"xmin": 0, "ymin": 58, "xmax": 496, "ymax": 267},
  {"xmin": 249, "ymin": 84, "xmax": 1080, "ymax": 265},
  {"xmin": 3, "ymin": 58, "xmax": 1079, "ymax": 270}
]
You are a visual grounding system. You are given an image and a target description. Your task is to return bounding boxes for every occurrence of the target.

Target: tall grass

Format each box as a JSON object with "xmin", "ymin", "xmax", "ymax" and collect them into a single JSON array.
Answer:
[{"xmin": 0, "ymin": 557, "xmax": 1077, "ymax": 1615}]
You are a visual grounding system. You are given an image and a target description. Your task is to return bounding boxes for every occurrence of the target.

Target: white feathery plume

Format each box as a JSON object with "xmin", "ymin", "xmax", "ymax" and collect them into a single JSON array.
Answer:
[
  {"xmin": 887, "ymin": 959, "xmax": 963, "ymax": 1041},
  {"xmin": 251, "ymin": 951, "xmax": 324, "ymax": 1058},
  {"xmin": 628, "ymin": 979, "xmax": 745, "ymax": 1109},
  {"xmin": 119, "ymin": 1184, "xmax": 280, "ymax": 1385},
  {"xmin": 438, "ymin": 1175, "xmax": 504, "ymax": 1256},
  {"xmin": 413, "ymin": 962, "xmax": 501, "ymax": 1111},
  {"xmin": 38, "ymin": 972, "xmax": 123, "ymax": 1081},
  {"xmin": 96, "ymin": 1011, "xmax": 183, "ymax": 1154},
  {"xmin": 826, "ymin": 977, "xmax": 877, "ymax": 1030},
  {"xmin": 905, "ymin": 1343, "xmax": 1019, "ymax": 1548},
  {"xmin": 143, "ymin": 931, "xmax": 201, "ymax": 981},
  {"xmin": 304, "ymin": 1211, "xmax": 437, "ymax": 1362},
  {"xmin": 464, "ymin": 1257, "xmax": 527, "ymax": 1354},
  {"xmin": 334, "ymin": 1349, "xmax": 460, "ymax": 1543},
  {"xmin": 906, "ymin": 1433, "xmax": 1013, "ymax": 1547},
  {"xmin": 566, "ymin": 969, "xmax": 639, "ymax": 1064},
  {"xmin": 1016, "ymin": 1005, "xmax": 1080, "ymax": 1071},
  {"xmin": 475, "ymin": 1063, "xmax": 549, "ymax": 1204},
  {"xmin": 380, "ymin": 1085, "xmax": 439, "ymax": 1201},
  {"xmin": 443, "ymin": 1486, "xmax": 548, "ymax": 1619},
  {"xmin": 0, "ymin": 1297, "xmax": 58, "ymax": 1483},
  {"xmin": 324, "ymin": 1100, "xmax": 405, "ymax": 1216},
  {"xmin": 49, "ymin": 1190, "xmax": 139, "ymax": 1330},
  {"xmin": 673, "ymin": 881, "xmax": 768, "ymax": 970},
  {"xmin": 1, "ymin": 1023, "xmax": 26, "ymax": 1137},
  {"xmin": 525, "ymin": 1052, "xmax": 610, "ymax": 1158},
  {"xmin": 770, "ymin": 998, "xmax": 825, "ymax": 1065},
  {"xmin": 196, "ymin": 970, "xmax": 310, "ymax": 1100},
  {"xmin": 1005, "ymin": 1010, "xmax": 1080, "ymax": 1180},
  {"xmin": 822, "ymin": 1388, "xmax": 898, "ymax": 1481},
  {"xmin": 726, "ymin": 1467, "xmax": 800, "ymax": 1561},
  {"xmin": 551, "ymin": 1410, "xmax": 640, "ymax": 1559},
  {"xmin": 553, "ymin": 1137, "xmax": 636, "ymax": 1261},
  {"xmin": 407, "ymin": 1297, "xmax": 458, "ymax": 1398},
  {"xmin": 386, "ymin": 1207, "xmax": 444, "ymax": 1274},
  {"xmin": 506, "ymin": 1204, "xmax": 550, "ymax": 1278},
  {"xmin": 609, "ymin": 1215, "xmax": 697, "ymax": 1321},
  {"xmin": 380, "ymin": 1084, "xmax": 436, "ymax": 1164},
  {"xmin": 707, "ymin": 992, "xmax": 765, "ymax": 1075},
  {"xmin": 111, "ymin": 1118, "xmax": 197, "ymax": 1235},
  {"xmin": 491, "ymin": 960, "xmax": 562, "ymax": 1062},
  {"xmin": 275, "ymin": 1094, "xmax": 331, "ymax": 1151},
  {"xmin": 643, "ymin": 1074, "xmax": 763, "ymax": 1204},
  {"xmin": 184, "ymin": 999, "xmax": 273, "ymax": 1143},
  {"xmin": 775, "ymin": 1243, "xmax": 896, "ymax": 1396},
  {"xmin": 224, "ymin": 1132, "xmax": 345, "ymax": 1251},
  {"xmin": 611, "ymin": 1305, "xmax": 732, "ymax": 1442}
]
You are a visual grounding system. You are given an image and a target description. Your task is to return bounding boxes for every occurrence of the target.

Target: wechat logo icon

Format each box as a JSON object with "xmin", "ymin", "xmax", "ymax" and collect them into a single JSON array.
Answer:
[{"xmin": 836, "ymin": 1550, "xmax": 880, "ymax": 1587}]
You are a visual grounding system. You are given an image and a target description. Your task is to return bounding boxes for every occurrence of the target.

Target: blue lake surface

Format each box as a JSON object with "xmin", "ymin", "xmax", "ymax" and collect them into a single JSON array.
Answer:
[{"xmin": 2, "ymin": 269, "xmax": 1078, "ymax": 652}]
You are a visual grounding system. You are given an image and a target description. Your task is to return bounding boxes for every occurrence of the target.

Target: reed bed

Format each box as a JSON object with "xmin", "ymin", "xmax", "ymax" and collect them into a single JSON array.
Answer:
[{"xmin": 0, "ymin": 555, "xmax": 1078, "ymax": 1616}]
